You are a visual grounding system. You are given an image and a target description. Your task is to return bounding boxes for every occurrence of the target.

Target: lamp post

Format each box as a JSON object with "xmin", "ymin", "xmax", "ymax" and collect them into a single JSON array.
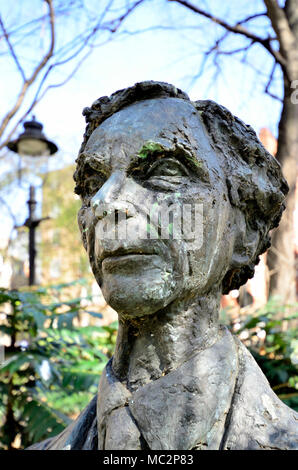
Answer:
[{"xmin": 7, "ymin": 117, "xmax": 58, "ymax": 285}]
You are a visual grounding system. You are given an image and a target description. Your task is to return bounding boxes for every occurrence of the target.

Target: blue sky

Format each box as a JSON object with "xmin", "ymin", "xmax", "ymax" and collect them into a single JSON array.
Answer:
[{"xmin": 0, "ymin": 0, "xmax": 283, "ymax": 241}]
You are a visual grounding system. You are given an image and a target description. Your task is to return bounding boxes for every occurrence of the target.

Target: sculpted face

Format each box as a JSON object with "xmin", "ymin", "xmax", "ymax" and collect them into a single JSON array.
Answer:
[{"xmin": 77, "ymin": 98, "xmax": 236, "ymax": 317}]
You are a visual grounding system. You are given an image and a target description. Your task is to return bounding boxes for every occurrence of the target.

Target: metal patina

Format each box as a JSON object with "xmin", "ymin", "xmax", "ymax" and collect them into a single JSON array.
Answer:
[{"xmin": 29, "ymin": 81, "xmax": 297, "ymax": 450}]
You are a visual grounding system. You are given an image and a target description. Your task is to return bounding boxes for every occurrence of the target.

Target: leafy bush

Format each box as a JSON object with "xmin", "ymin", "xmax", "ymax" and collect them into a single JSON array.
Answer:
[
  {"xmin": 0, "ymin": 286, "xmax": 296, "ymax": 450},
  {"xmin": 0, "ymin": 281, "xmax": 117, "ymax": 449},
  {"xmin": 221, "ymin": 298, "xmax": 298, "ymax": 411}
]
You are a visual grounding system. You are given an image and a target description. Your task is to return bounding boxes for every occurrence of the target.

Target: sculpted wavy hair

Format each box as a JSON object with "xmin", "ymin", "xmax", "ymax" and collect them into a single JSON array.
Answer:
[{"xmin": 74, "ymin": 81, "xmax": 288, "ymax": 294}]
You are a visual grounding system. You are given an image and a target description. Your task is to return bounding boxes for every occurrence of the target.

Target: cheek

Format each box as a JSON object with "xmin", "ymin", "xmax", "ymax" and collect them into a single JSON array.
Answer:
[{"xmin": 184, "ymin": 198, "xmax": 234, "ymax": 288}]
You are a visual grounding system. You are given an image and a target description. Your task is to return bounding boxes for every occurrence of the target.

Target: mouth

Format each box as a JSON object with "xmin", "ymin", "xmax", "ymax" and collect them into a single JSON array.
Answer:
[
  {"xmin": 99, "ymin": 246, "xmax": 157, "ymax": 262},
  {"xmin": 98, "ymin": 246, "xmax": 159, "ymax": 271},
  {"xmin": 94, "ymin": 240, "xmax": 169, "ymax": 274},
  {"xmin": 101, "ymin": 252, "xmax": 160, "ymax": 273}
]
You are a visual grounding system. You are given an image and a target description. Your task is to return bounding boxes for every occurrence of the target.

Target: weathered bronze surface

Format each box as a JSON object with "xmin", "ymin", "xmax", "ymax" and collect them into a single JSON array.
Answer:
[{"xmin": 29, "ymin": 81, "xmax": 297, "ymax": 450}]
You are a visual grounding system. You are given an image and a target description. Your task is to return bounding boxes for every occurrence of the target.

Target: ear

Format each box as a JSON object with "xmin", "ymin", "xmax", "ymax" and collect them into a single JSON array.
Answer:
[
  {"xmin": 225, "ymin": 175, "xmax": 260, "ymax": 270},
  {"xmin": 229, "ymin": 207, "xmax": 260, "ymax": 270},
  {"xmin": 221, "ymin": 207, "xmax": 260, "ymax": 294}
]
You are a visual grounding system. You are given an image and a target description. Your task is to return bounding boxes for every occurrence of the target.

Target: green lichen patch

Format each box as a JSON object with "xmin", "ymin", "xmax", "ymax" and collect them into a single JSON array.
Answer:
[
  {"xmin": 183, "ymin": 152, "xmax": 203, "ymax": 169},
  {"xmin": 138, "ymin": 141, "xmax": 164, "ymax": 159}
]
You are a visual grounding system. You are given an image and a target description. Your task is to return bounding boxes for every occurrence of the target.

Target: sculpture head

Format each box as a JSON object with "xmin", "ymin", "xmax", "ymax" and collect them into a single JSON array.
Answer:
[{"xmin": 74, "ymin": 81, "xmax": 288, "ymax": 318}]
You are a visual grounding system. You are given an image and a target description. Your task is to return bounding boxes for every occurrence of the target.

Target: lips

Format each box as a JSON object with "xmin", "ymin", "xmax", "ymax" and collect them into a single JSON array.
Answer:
[
  {"xmin": 96, "ymin": 244, "xmax": 160, "ymax": 275},
  {"xmin": 102, "ymin": 253, "xmax": 159, "ymax": 273},
  {"xmin": 99, "ymin": 246, "xmax": 157, "ymax": 263}
]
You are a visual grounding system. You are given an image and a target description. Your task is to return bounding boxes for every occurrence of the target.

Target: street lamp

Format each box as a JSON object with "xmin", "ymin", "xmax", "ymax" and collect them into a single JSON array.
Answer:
[{"xmin": 6, "ymin": 117, "xmax": 58, "ymax": 285}]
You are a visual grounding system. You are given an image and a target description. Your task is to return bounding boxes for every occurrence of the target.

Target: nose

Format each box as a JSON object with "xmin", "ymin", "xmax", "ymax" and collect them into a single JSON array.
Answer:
[{"xmin": 91, "ymin": 170, "xmax": 136, "ymax": 219}]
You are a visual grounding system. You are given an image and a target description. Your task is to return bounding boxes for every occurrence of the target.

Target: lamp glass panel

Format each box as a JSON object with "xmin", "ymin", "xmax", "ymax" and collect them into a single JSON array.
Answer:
[{"xmin": 17, "ymin": 139, "xmax": 49, "ymax": 156}]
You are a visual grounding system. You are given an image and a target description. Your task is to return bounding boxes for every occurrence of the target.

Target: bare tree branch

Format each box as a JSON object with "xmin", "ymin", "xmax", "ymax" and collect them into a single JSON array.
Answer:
[
  {"xmin": 0, "ymin": 0, "xmax": 55, "ymax": 140},
  {"xmin": 264, "ymin": 0, "xmax": 296, "ymax": 55},
  {"xmin": 217, "ymin": 42, "xmax": 255, "ymax": 56},
  {"xmin": 185, "ymin": 12, "xmax": 267, "ymax": 90},
  {"xmin": 0, "ymin": 1, "xmax": 79, "ymax": 41},
  {"xmin": 201, "ymin": 12, "xmax": 277, "ymax": 58},
  {"xmin": 0, "ymin": 46, "xmax": 95, "ymax": 152},
  {"xmin": 0, "ymin": 15, "xmax": 26, "ymax": 82},
  {"xmin": 265, "ymin": 60, "xmax": 283, "ymax": 102},
  {"xmin": 0, "ymin": 0, "xmax": 145, "ymax": 147},
  {"xmin": 109, "ymin": 0, "xmax": 144, "ymax": 32},
  {"xmin": 168, "ymin": 0, "xmax": 287, "ymax": 68}
]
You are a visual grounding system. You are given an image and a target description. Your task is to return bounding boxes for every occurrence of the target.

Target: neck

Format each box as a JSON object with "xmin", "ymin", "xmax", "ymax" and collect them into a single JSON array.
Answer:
[{"xmin": 112, "ymin": 291, "xmax": 221, "ymax": 392}]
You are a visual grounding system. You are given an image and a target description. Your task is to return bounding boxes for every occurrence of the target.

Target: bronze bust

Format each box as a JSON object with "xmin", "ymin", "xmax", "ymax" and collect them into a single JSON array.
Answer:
[{"xmin": 29, "ymin": 81, "xmax": 298, "ymax": 450}]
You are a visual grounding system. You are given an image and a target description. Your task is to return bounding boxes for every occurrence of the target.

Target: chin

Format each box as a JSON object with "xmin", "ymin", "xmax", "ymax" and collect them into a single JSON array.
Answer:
[{"xmin": 101, "ymin": 272, "xmax": 179, "ymax": 318}]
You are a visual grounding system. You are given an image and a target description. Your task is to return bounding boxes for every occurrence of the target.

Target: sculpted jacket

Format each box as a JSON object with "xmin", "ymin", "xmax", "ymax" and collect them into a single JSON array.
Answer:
[{"xmin": 28, "ymin": 327, "xmax": 298, "ymax": 450}]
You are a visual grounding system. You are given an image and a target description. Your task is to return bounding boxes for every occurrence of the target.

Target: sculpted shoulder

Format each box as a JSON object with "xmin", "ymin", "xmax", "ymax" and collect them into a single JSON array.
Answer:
[
  {"xmin": 222, "ymin": 337, "xmax": 298, "ymax": 450},
  {"xmin": 27, "ymin": 329, "xmax": 298, "ymax": 451}
]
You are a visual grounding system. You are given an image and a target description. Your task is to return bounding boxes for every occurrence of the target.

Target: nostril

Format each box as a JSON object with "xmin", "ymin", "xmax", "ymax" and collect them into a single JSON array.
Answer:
[
  {"xmin": 116, "ymin": 202, "xmax": 136, "ymax": 218},
  {"xmin": 125, "ymin": 209, "xmax": 135, "ymax": 219},
  {"xmin": 93, "ymin": 204, "xmax": 110, "ymax": 220},
  {"xmin": 91, "ymin": 194, "xmax": 114, "ymax": 219},
  {"xmin": 92, "ymin": 201, "xmax": 137, "ymax": 221}
]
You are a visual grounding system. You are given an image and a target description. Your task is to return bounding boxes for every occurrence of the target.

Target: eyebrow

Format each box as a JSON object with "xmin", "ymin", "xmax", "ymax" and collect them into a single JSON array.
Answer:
[
  {"xmin": 127, "ymin": 147, "xmax": 210, "ymax": 182},
  {"xmin": 77, "ymin": 146, "xmax": 210, "ymax": 183}
]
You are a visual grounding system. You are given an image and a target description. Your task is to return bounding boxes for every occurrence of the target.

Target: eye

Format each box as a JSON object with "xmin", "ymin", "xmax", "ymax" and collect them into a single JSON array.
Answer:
[
  {"xmin": 147, "ymin": 158, "xmax": 189, "ymax": 178},
  {"xmin": 137, "ymin": 158, "xmax": 189, "ymax": 191}
]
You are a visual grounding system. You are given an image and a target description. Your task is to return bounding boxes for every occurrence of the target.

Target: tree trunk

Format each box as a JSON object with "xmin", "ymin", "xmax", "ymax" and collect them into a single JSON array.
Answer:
[
  {"xmin": 267, "ymin": 81, "xmax": 297, "ymax": 304},
  {"xmin": 266, "ymin": 0, "xmax": 298, "ymax": 305}
]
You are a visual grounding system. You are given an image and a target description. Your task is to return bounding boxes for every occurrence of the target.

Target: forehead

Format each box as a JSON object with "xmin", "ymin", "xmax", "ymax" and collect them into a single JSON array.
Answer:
[{"xmin": 80, "ymin": 97, "xmax": 220, "ymax": 172}]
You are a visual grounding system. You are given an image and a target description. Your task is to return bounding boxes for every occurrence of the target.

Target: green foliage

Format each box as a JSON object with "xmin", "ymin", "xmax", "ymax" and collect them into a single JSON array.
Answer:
[
  {"xmin": 41, "ymin": 166, "xmax": 92, "ymax": 284},
  {"xmin": 0, "ymin": 282, "xmax": 117, "ymax": 449},
  {"xmin": 138, "ymin": 141, "xmax": 164, "ymax": 159},
  {"xmin": 1, "ymin": 288, "xmax": 296, "ymax": 449},
  {"xmin": 221, "ymin": 297, "xmax": 298, "ymax": 411}
]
